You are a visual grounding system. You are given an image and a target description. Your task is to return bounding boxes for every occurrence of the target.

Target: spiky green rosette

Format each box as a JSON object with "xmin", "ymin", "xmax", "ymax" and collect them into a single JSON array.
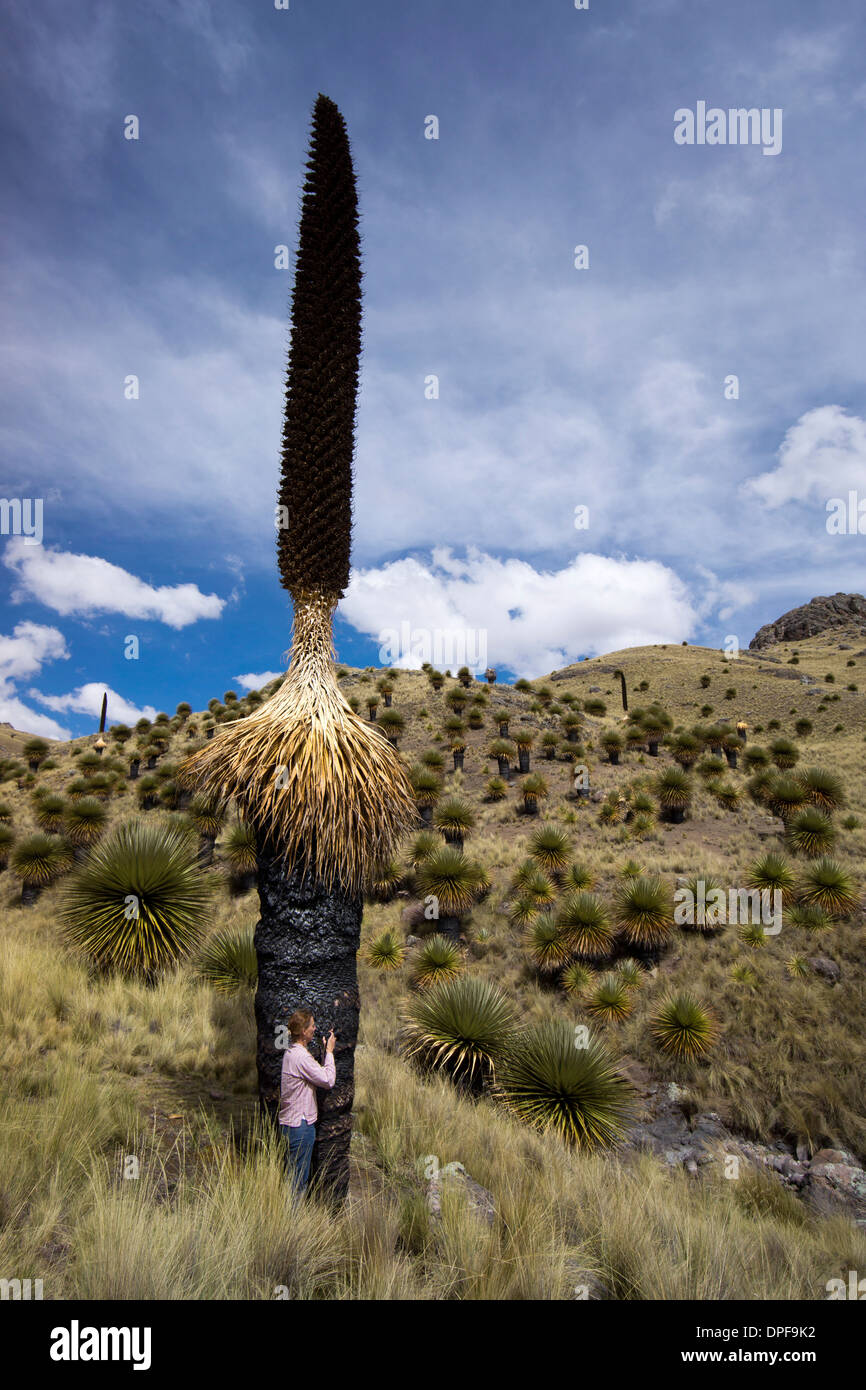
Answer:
[
  {"xmin": 277, "ymin": 94, "xmax": 360, "ymax": 600},
  {"xmin": 181, "ymin": 592, "xmax": 415, "ymax": 894}
]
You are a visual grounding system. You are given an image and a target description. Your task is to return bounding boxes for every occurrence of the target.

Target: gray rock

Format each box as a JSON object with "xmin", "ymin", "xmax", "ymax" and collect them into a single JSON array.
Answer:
[
  {"xmin": 808, "ymin": 955, "xmax": 841, "ymax": 983},
  {"xmin": 426, "ymin": 1164, "xmax": 496, "ymax": 1225},
  {"xmin": 804, "ymin": 1162, "xmax": 866, "ymax": 1222},
  {"xmin": 750, "ymin": 593, "xmax": 866, "ymax": 649}
]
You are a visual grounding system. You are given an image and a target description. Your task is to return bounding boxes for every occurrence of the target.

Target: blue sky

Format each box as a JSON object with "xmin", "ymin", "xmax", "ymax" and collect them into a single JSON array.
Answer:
[{"xmin": 2, "ymin": 0, "xmax": 866, "ymax": 737}]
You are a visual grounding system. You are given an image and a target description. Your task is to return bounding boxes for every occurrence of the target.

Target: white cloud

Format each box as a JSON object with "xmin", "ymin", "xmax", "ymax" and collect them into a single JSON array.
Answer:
[
  {"xmin": 340, "ymin": 548, "xmax": 698, "ymax": 678},
  {"xmin": 4, "ymin": 538, "xmax": 225, "ymax": 629},
  {"xmin": 743, "ymin": 405, "xmax": 866, "ymax": 508},
  {"xmin": 0, "ymin": 621, "xmax": 72, "ymax": 738},
  {"xmin": 28, "ymin": 682, "xmax": 157, "ymax": 727},
  {"xmin": 0, "ymin": 620, "xmax": 69, "ymax": 685},
  {"xmin": 233, "ymin": 670, "xmax": 283, "ymax": 691},
  {"xmin": 0, "ymin": 695, "xmax": 70, "ymax": 741}
]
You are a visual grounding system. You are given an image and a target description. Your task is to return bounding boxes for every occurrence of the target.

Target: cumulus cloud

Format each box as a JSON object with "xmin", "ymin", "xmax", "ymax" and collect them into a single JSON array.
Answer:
[
  {"xmin": 0, "ymin": 620, "xmax": 71, "ymax": 738},
  {"xmin": 4, "ymin": 539, "xmax": 226, "ymax": 629},
  {"xmin": 340, "ymin": 548, "xmax": 697, "ymax": 678},
  {"xmin": 233, "ymin": 670, "xmax": 283, "ymax": 691},
  {"xmin": 29, "ymin": 682, "xmax": 157, "ymax": 726},
  {"xmin": 743, "ymin": 405, "xmax": 866, "ymax": 508}
]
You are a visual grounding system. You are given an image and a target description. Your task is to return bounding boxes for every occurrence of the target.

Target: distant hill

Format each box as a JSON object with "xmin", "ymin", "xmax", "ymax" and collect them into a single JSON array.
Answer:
[{"xmin": 750, "ymin": 593, "xmax": 866, "ymax": 650}]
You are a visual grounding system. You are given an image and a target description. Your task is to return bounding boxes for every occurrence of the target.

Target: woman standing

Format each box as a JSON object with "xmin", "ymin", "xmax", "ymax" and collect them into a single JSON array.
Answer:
[{"xmin": 279, "ymin": 1009, "xmax": 336, "ymax": 1193}]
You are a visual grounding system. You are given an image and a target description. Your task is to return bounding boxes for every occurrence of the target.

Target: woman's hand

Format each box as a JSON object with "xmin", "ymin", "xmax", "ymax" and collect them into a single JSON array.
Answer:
[{"xmin": 325, "ymin": 1029, "xmax": 336, "ymax": 1053}]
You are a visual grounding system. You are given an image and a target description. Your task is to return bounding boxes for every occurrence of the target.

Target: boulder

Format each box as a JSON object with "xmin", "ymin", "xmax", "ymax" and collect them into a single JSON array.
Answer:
[
  {"xmin": 426, "ymin": 1164, "xmax": 496, "ymax": 1225},
  {"xmin": 750, "ymin": 593, "xmax": 866, "ymax": 649},
  {"xmin": 808, "ymin": 955, "xmax": 841, "ymax": 983}
]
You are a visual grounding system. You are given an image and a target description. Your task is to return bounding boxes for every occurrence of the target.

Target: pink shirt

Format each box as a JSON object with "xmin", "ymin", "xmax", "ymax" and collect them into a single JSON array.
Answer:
[{"xmin": 278, "ymin": 1043, "xmax": 335, "ymax": 1126}]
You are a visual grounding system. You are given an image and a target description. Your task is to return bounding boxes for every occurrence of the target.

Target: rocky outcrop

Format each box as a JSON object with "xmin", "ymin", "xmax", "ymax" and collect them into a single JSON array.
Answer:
[
  {"xmin": 750, "ymin": 593, "xmax": 866, "ymax": 649},
  {"xmin": 621, "ymin": 1063, "xmax": 866, "ymax": 1225}
]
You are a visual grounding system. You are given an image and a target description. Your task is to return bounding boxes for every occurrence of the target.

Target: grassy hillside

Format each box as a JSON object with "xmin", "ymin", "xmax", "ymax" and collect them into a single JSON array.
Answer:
[{"xmin": 1, "ymin": 629, "xmax": 864, "ymax": 1298}]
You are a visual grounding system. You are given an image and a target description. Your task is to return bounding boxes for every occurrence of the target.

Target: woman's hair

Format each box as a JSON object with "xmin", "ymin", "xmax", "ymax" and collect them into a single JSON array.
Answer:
[{"xmin": 287, "ymin": 1008, "xmax": 314, "ymax": 1041}]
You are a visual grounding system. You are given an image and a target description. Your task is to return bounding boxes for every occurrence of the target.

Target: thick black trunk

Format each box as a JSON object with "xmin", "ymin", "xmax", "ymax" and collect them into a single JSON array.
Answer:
[
  {"xmin": 518, "ymin": 750, "xmax": 530, "ymax": 773},
  {"xmin": 254, "ymin": 850, "xmax": 363, "ymax": 1206},
  {"xmin": 452, "ymin": 750, "xmax": 464, "ymax": 772}
]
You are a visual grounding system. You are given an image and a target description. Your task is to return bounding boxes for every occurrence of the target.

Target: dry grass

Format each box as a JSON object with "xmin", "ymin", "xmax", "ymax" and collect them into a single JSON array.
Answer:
[{"xmin": 1, "ymin": 625, "xmax": 864, "ymax": 1297}]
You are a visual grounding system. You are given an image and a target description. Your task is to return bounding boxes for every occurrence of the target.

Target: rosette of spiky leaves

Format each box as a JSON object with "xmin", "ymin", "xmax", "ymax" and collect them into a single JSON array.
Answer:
[
  {"xmin": 12, "ymin": 832, "xmax": 73, "ymax": 885},
  {"xmin": 616, "ymin": 958, "xmax": 644, "ymax": 990},
  {"xmin": 509, "ymin": 894, "xmax": 540, "ymax": 930},
  {"xmin": 0, "ymin": 802, "xmax": 12, "ymax": 823},
  {"xmin": 496, "ymin": 1019, "xmax": 632, "ymax": 1149},
  {"xmin": 61, "ymin": 820, "xmax": 209, "ymax": 978},
  {"xmin": 409, "ymin": 934, "xmax": 463, "ymax": 989},
  {"xmin": 769, "ymin": 737, "xmax": 799, "ymax": 770},
  {"xmin": 767, "ymin": 775, "xmax": 806, "ymax": 823},
  {"xmin": 731, "ymin": 961, "xmax": 759, "ymax": 987},
  {"xmin": 747, "ymin": 770, "xmax": 775, "ymax": 806},
  {"xmin": 433, "ymin": 795, "xmax": 476, "ymax": 844},
  {"xmin": 680, "ymin": 874, "xmax": 725, "ymax": 933},
  {"xmin": 786, "ymin": 903, "xmax": 832, "ymax": 934},
  {"xmin": 561, "ymin": 961, "xmax": 594, "ymax": 996},
  {"xmin": 527, "ymin": 823, "xmax": 571, "ymax": 876},
  {"xmin": 797, "ymin": 858, "xmax": 859, "ymax": 918},
  {"xmin": 614, "ymin": 875, "xmax": 674, "ymax": 950},
  {"xmin": 485, "ymin": 776, "xmax": 508, "ymax": 802},
  {"xmin": 521, "ymin": 772, "xmax": 548, "ymax": 810},
  {"xmin": 797, "ymin": 766, "xmax": 846, "ymax": 813},
  {"xmin": 407, "ymin": 830, "xmax": 440, "ymax": 868},
  {"xmin": 487, "ymin": 737, "xmax": 514, "ymax": 766},
  {"xmin": 421, "ymin": 749, "xmax": 445, "ymax": 773},
  {"xmin": 650, "ymin": 992, "xmax": 718, "ymax": 1060},
  {"xmin": 585, "ymin": 972, "xmax": 633, "ymax": 1024},
  {"xmin": 786, "ymin": 807, "xmax": 836, "ymax": 858},
  {"xmin": 697, "ymin": 756, "xmax": 727, "ymax": 781},
  {"xmin": 600, "ymin": 730, "xmax": 623, "ymax": 761},
  {"xmin": 0, "ymin": 823, "xmax": 16, "ymax": 865},
  {"xmin": 365, "ymin": 930, "xmax": 406, "ymax": 971},
  {"xmin": 223, "ymin": 820, "xmax": 258, "ymax": 877},
  {"xmin": 63, "ymin": 797, "xmax": 108, "ymax": 847},
  {"xmin": 742, "ymin": 745, "xmax": 769, "ymax": 773},
  {"xmin": 655, "ymin": 767, "xmax": 691, "ymax": 815},
  {"xmin": 617, "ymin": 858, "xmax": 643, "ymax": 880},
  {"xmin": 401, "ymin": 974, "xmax": 515, "ymax": 1085},
  {"xmin": 670, "ymin": 733, "xmax": 702, "ymax": 769},
  {"xmin": 746, "ymin": 852, "xmax": 796, "ymax": 904},
  {"xmin": 511, "ymin": 860, "xmax": 555, "ymax": 908},
  {"xmin": 526, "ymin": 915, "xmax": 573, "ymax": 974},
  {"xmin": 415, "ymin": 845, "xmax": 484, "ymax": 920},
  {"xmin": 368, "ymin": 857, "xmax": 404, "ymax": 902},
  {"xmin": 512, "ymin": 726, "xmax": 535, "ymax": 751},
  {"xmin": 556, "ymin": 892, "xmax": 614, "ymax": 961},
  {"xmin": 34, "ymin": 793, "xmax": 66, "ymax": 834},
  {"xmin": 409, "ymin": 764, "xmax": 441, "ymax": 810},
  {"xmin": 738, "ymin": 922, "xmax": 767, "ymax": 950},
  {"xmin": 564, "ymin": 862, "xmax": 595, "ymax": 892},
  {"xmin": 709, "ymin": 780, "xmax": 740, "ymax": 811},
  {"xmin": 188, "ymin": 796, "xmax": 226, "ymax": 842},
  {"xmin": 785, "ymin": 955, "xmax": 809, "ymax": 979},
  {"xmin": 196, "ymin": 926, "xmax": 258, "ymax": 993}
]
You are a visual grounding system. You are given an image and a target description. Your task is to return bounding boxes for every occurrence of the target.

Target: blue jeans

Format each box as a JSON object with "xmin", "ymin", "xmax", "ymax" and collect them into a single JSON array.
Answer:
[{"xmin": 281, "ymin": 1120, "xmax": 316, "ymax": 1193}]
